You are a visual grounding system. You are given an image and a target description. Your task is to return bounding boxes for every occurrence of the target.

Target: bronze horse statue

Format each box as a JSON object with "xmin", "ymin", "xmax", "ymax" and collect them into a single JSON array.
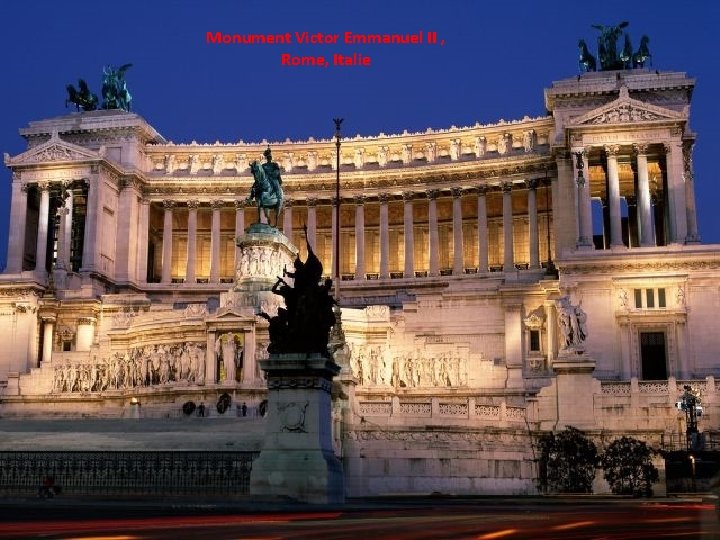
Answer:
[
  {"xmin": 578, "ymin": 39, "xmax": 596, "ymax": 72},
  {"xmin": 247, "ymin": 160, "xmax": 284, "ymax": 227},
  {"xmin": 65, "ymin": 79, "xmax": 98, "ymax": 111},
  {"xmin": 633, "ymin": 35, "xmax": 651, "ymax": 68}
]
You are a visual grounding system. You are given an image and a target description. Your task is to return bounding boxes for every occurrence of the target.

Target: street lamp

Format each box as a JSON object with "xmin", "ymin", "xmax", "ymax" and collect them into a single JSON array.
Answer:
[
  {"xmin": 333, "ymin": 118, "xmax": 343, "ymax": 302},
  {"xmin": 676, "ymin": 384, "xmax": 704, "ymax": 450}
]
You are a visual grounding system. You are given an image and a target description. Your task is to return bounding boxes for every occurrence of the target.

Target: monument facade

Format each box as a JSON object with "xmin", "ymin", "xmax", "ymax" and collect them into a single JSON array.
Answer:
[{"xmin": 1, "ymin": 63, "xmax": 719, "ymax": 495}]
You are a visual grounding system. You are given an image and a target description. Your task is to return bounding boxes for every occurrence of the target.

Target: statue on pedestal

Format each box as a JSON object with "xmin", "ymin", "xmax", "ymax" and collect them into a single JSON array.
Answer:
[
  {"xmin": 260, "ymin": 226, "xmax": 335, "ymax": 356},
  {"xmin": 101, "ymin": 64, "xmax": 133, "ymax": 111},
  {"xmin": 247, "ymin": 146, "xmax": 284, "ymax": 227}
]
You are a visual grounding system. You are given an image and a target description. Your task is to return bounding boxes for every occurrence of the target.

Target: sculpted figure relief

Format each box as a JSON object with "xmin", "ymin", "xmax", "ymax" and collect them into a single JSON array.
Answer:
[
  {"xmin": 556, "ymin": 296, "xmax": 588, "ymax": 352},
  {"xmin": 349, "ymin": 345, "xmax": 468, "ymax": 388},
  {"xmin": 51, "ymin": 342, "xmax": 207, "ymax": 393}
]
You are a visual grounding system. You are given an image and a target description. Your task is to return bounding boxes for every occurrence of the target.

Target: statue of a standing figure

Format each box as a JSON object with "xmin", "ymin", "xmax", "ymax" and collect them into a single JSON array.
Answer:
[
  {"xmin": 102, "ymin": 64, "xmax": 133, "ymax": 111},
  {"xmin": 557, "ymin": 296, "xmax": 588, "ymax": 353},
  {"xmin": 216, "ymin": 333, "xmax": 238, "ymax": 383},
  {"xmin": 247, "ymin": 146, "xmax": 284, "ymax": 227},
  {"xmin": 591, "ymin": 21, "xmax": 629, "ymax": 70}
]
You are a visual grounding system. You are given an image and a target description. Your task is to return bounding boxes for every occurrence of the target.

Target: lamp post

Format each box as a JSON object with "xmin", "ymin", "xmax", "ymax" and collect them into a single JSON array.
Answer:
[
  {"xmin": 333, "ymin": 118, "xmax": 343, "ymax": 301},
  {"xmin": 676, "ymin": 384, "xmax": 704, "ymax": 450}
]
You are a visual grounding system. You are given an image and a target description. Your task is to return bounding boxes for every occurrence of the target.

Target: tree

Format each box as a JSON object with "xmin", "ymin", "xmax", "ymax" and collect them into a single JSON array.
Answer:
[
  {"xmin": 600, "ymin": 437, "xmax": 659, "ymax": 496},
  {"xmin": 536, "ymin": 426, "xmax": 598, "ymax": 493}
]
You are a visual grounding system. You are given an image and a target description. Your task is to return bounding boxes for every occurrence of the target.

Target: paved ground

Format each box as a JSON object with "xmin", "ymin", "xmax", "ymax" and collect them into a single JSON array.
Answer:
[{"xmin": 0, "ymin": 495, "xmax": 717, "ymax": 539}]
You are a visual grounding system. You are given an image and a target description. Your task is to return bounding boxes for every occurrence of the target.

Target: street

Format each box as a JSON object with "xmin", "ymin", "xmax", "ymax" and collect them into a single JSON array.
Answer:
[{"xmin": 0, "ymin": 497, "xmax": 717, "ymax": 539}]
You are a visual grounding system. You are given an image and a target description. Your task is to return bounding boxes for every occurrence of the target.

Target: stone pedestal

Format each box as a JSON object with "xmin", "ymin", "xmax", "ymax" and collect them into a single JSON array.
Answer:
[
  {"xmin": 553, "ymin": 354, "xmax": 596, "ymax": 430},
  {"xmin": 250, "ymin": 352, "xmax": 344, "ymax": 504}
]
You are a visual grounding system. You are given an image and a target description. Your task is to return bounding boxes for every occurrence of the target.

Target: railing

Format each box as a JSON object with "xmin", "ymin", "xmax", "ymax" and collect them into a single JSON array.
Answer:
[
  {"xmin": 0, "ymin": 450, "xmax": 258, "ymax": 498},
  {"xmin": 358, "ymin": 398, "xmax": 525, "ymax": 423}
]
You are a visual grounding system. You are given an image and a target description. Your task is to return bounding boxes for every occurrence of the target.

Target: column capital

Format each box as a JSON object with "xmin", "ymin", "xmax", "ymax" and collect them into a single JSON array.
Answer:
[
  {"xmin": 37, "ymin": 181, "xmax": 50, "ymax": 192},
  {"xmin": 402, "ymin": 191, "xmax": 416, "ymax": 201},
  {"xmin": 501, "ymin": 182, "xmax": 513, "ymax": 193},
  {"xmin": 451, "ymin": 187, "xmax": 464, "ymax": 199},
  {"xmin": 283, "ymin": 197, "xmax": 293, "ymax": 207},
  {"xmin": 476, "ymin": 185, "xmax": 490, "ymax": 196},
  {"xmin": 633, "ymin": 143, "xmax": 649, "ymax": 156},
  {"xmin": 525, "ymin": 179, "xmax": 540, "ymax": 191},
  {"xmin": 187, "ymin": 199, "xmax": 200, "ymax": 209},
  {"xmin": 20, "ymin": 183, "xmax": 30, "ymax": 193},
  {"xmin": 210, "ymin": 200, "xmax": 224, "ymax": 210},
  {"xmin": 663, "ymin": 140, "xmax": 682, "ymax": 154},
  {"xmin": 233, "ymin": 199, "xmax": 248, "ymax": 209},
  {"xmin": 378, "ymin": 193, "xmax": 390, "ymax": 204},
  {"xmin": 426, "ymin": 189, "xmax": 440, "ymax": 200},
  {"xmin": 306, "ymin": 197, "xmax": 317, "ymax": 207},
  {"xmin": 40, "ymin": 314, "xmax": 57, "ymax": 324},
  {"xmin": 604, "ymin": 144, "xmax": 621, "ymax": 157},
  {"xmin": 162, "ymin": 200, "xmax": 176, "ymax": 210},
  {"xmin": 353, "ymin": 195, "xmax": 365, "ymax": 205}
]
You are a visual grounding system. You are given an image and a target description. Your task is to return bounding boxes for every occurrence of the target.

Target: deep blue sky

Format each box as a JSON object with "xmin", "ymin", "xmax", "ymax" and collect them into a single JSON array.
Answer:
[{"xmin": 1, "ymin": 0, "xmax": 718, "ymax": 269}]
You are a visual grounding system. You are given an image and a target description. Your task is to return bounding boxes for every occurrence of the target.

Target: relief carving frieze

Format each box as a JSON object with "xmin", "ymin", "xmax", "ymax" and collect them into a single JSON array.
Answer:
[{"xmin": 52, "ymin": 342, "xmax": 207, "ymax": 393}]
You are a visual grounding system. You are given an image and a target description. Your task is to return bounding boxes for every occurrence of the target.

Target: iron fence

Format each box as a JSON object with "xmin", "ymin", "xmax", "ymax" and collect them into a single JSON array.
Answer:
[{"xmin": 0, "ymin": 450, "xmax": 258, "ymax": 498}]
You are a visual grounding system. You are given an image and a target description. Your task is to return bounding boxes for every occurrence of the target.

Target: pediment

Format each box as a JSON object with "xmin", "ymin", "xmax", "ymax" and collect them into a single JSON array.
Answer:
[
  {"xmin": 4, "ymin": 130, "xmax": 100, "ymax": 166},
  {"xmin": 570, "ymin": 86, "xmax": 685, "ymax": 127}
]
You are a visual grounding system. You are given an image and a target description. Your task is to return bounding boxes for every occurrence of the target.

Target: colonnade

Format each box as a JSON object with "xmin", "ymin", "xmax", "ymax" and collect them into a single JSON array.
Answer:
[
  {"xmin": 152, "ymin": 181, "xmax": 550, "ymax": 284},
  {"xmin": 573, "ymin": 141, "xmax": 699, "ymax": 249}
]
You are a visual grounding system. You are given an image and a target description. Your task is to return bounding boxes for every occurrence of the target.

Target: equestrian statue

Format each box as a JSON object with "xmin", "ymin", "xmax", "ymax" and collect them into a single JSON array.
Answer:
[
  {"xmin": 247, "ymin": 146, "xmax": 284, "ymax": 228},
  {"xmin": 65, "ymin": 79, "xmax": 98, "ymax": 111}
]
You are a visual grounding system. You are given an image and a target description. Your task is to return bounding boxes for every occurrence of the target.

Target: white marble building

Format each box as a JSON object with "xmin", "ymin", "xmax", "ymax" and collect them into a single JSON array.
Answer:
[{"xmin": 1, "ymin": 68, "xmax": 718, "ymax": 495}]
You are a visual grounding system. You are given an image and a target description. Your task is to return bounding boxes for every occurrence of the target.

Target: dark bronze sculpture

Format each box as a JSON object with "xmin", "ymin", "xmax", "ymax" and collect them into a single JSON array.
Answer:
[
  {"xmin": 260, "ymin": 226, "xmax": 336, "ymax": 357},
  {"xmin": 65, "ymin": 79, "xmax": 98, "ymax": 111},
  {"xmin": 247, "ymin": 146, "xmax": 284, "ymax": 227},
  {"xmin": 578, "ymin": 40, "xmax": 596, "ymax": 73},
  {"xmin": 102, "ymin": 64, "xmax": 133, "ymax": 111},
  {"xmin": 578, "ymin": 23, "xmax": 652, "ymax": 72}
]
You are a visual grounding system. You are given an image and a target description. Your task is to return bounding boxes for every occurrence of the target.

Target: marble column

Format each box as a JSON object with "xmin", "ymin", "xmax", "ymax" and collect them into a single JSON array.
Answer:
[
  {"xmin": 605, "ymin": 145, "xmax": 624, "ymax": 248},
  {"xmin": 283, "ymin": 198, "xmax": 293, "ymax": 238},
  {"xmin": 403, "ymin": 192, "xmax": 415, "ymax": 278},
  {"xmin": 683, "ymin": 142, "xmax": 700, "ymax": 243},
  {"xmin": 427, "ymin": 190, "xmax": 439, "ymax": 277},
  {"xmin": 543, "ymin": 302, "xmax": 555, "ymax": 366},
  {"xmin": 6, "ymin": 181, "xmax": 28, "ymax": 273},
  {"xmin": 664, "ymin": 140, "xmax": 688, "ymax": 243},
  {"xmin": 186, "ymin": 200, "xmax": 199, "ymax": 283},
  {"xmin": 574, "ymin": 150, "xmax": 593, "ymax": 249},
  {"xmin": 634, "ymin": 144, "xmax": 654, "ymax": 246},
  {"xmin": 62, "ymin": 188, "xmax": 73, "ymax": 270},
  {"xmin": 81, "ymin": 174, "xmax": 100, "ymax": 271},
  {"xmin": 234, "ymin": 200, "xmax": 245, "ymax": 270},
  {"xmin": 206, "ymin": 332, "xmax": 217, "ymax": 384},
  {"xmin": 161, "ymin": 200, "xmax": 175, "ymax": 283},
  {"xmin": 137, "ymin": 200, "xmax": 150, "ymax": 283},
  {"xmin": 527, "ymin": 180, "xmax": 540, "ymax": 268},
  {"xmin": 452, "ymin": 188, "xmax": 464, "ymax": 275},
  {"xmin": 41, "ymin": 316, "xmax": 55, "ymax": 364},
  {"xmin": 354, "ymin": 196, "xmax": 365, "ymax": 280},
  {"xmin": 242, "ymin": 328, "xmax": 256, "ymax": 385},
  {"xmin": 55, "ymin": 203, "xmax": 69, "ymax": 271},
  {"xmin": 379, "ymin": 193, "xmax": 390, "ymax": 279},
  {"xmin": 210, "ymin": 200, "xmax": 222, "ymax": 283},
  {"xmin": 35, "ymin": 182, "xmax": 50, "ymax": 274},
  {"xmin": 307, "ymin": 198, "xmax": 318, "ymax": 250},
  {"xmin": 477, "ymin": 187, "xmax": 489, "ymax": 273},
  {"xmin": 502, "ymin": 182, "xmax": 514, "ymax": 272}
]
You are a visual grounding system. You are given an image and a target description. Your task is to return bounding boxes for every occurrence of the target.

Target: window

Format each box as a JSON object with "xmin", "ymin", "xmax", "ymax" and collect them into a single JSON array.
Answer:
[
  {"xmin": 634, "ymin": 288, "xmax": 666, "ymax": 309},
  {"xmin": 529, "ymin": 330, "xmax": 541, "ymax": 352}
]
